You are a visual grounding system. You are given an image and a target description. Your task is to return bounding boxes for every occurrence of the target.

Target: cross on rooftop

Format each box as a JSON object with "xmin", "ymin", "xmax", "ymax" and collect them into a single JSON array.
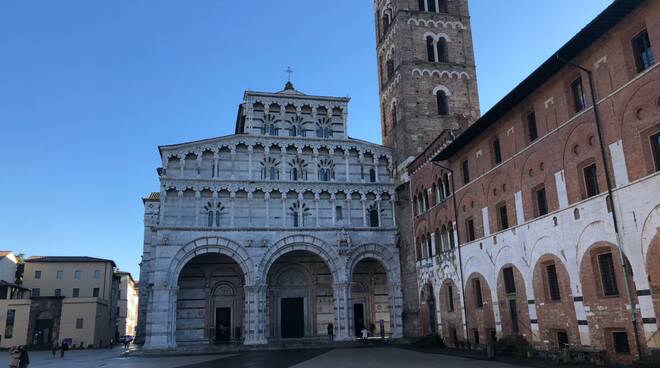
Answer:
[{"xmin": 285, "ymin": 66, "xmax": 294, "ymax": 82}]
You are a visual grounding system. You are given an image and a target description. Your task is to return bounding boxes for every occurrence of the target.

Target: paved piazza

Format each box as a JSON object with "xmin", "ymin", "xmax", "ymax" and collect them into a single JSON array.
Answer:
[{"xmin": 8, "ymin": 346, "xmax": 543, "ymax": 368}]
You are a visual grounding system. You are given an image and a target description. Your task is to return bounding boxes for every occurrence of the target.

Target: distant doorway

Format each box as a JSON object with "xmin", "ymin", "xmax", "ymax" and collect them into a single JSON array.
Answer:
[
  {"xmin": 215, "ymin": 307, "xmax": 231, "ymax": 342},
  {"xmin": 33, "ymin": 312, "xmax": 54, "ymax": 346},
  {"xmin": 353, "ymin": 303, "xmax": 365, "ymax": 337},
  {"xmin": 281, "ymin": 298, "xmax": 304, "ymax": 338}
]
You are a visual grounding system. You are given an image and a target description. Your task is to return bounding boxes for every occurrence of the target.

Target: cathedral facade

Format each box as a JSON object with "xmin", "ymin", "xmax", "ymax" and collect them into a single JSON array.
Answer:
[{"xmin": 138, "ymin": 83, "xmax": 403, "ymax": 348}]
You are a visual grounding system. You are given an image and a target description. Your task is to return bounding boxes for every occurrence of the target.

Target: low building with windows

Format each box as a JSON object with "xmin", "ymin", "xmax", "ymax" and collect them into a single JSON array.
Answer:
[
  {"xmin": 407, "ymin": 0, "xmax": 658, "ymax": 364},
  {"xmin": 116, "ymin": 271, "xmax": 139, "ymax": 339},
  {"xmin": 0, "ymin": 256, "xmax": 121, "ymax": 348},
  {"xmin": 138, "ymin": 82, "xmax": 403, "ymax": 349}
]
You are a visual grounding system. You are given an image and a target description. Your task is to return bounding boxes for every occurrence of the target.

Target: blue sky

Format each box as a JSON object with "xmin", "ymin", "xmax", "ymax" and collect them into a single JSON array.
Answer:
[{"xmin": 0, "ymin": 0, "xmax": 612, "ymax": 278}]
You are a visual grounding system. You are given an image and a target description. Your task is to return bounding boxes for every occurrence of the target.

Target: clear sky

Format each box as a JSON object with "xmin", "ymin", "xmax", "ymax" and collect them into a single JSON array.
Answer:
[{"xmin": 0, "ymin": 0, "xmax": 612, "ymax": 278}]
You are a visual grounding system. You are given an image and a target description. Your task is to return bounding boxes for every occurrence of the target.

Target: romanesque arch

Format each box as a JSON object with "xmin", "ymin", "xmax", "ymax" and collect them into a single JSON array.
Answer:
[
  {"xmin": 419, "ymin": 281, "xmax": 436, "ymax": 336},
  {"xmin": 496, "ymin": 264, "xmax": 532, "ymax": 340},
  {"xmin": 465, "ymin": 272, "xmax": 496, "ymax": 345},
  {"xmin": 438, "ymin": 278, "xmax": 463, "ymax": 346}
]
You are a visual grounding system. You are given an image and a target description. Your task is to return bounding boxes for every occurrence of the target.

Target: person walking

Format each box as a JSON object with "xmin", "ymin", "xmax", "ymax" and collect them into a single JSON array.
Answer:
[
  {"xmin": 17, "ymin": 347, "xmax": 29, "ymax": 368},
  {"xmin": 60, "ymin": 341, "xmax": 68, "ymax": 358},
  {"xmin": 123, "ymin": 336, "xmax": 130, "ymax": 350},
  {"xmin": 51, "ymin": 341, "xmax": 58, "ymax": 357},
  {"xmin": 327, "ymin": 323, "xmax": 334, "ymax": 342},
  {"xmin": 8, "ymin": 346, "xmax": 21, "ymax": 368},
  {"xmin": 361, "ymin": 327, "xmax": 369, "ymax": 341}
]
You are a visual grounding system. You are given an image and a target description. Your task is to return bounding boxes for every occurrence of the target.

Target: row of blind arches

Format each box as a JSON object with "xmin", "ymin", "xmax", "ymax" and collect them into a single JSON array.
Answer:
[{"xmin": 259, "ymin": 157, "xmax": 378, "ymax": 182}]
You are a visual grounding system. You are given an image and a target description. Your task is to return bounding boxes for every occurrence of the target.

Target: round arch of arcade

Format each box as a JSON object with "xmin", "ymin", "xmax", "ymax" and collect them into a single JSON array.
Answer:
[
  {"xmin": 168, "ymin": 236, "xmax": 256, "ymax": 287},
  {"xmin": 257, "ymin": 234, "xmax": 343, "ymax": 284},
  {"xmin": 345, "ymin": 243, "xmax": 401, "ymax": 284}
]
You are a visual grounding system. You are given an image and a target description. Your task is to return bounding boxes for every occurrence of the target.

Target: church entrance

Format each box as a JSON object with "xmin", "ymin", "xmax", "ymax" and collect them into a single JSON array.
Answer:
[
  {"xmin": 267, "ymin": 250, "xmax": 334, "ymax": 339},
  {"xmin": 353, "ymin": 303, "xmax": 364, "ymax": 337},
  {"xmin": 351, "ymin": 258, "xmax": 391, "ymax": 338},
  {"xmin": 281, "ymin": 298, "xmax": 304, "ymax": 338},
  {"xmin": 215, "ymin": 307, "xmax": 231, "ymax": 342}
]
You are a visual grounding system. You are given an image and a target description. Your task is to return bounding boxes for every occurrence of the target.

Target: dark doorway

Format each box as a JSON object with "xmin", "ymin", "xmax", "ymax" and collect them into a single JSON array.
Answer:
[
  {"xmin": 215, "ymin": 307, "xmax": 231, "ymax": 342},
  {"xmin": 353, "ymin": 303, "xmax": 365, "ymax": 337},
  {"xmin": 281, "ymin": 298, "xmax": 304, "ymax": 338},
  {"xmin": 33, "ymin": 318, "xmax": 53, "ymax": 346},
  {"xmin": 508, "ymin": 299, "xmax": 519, "ymax": 334}
]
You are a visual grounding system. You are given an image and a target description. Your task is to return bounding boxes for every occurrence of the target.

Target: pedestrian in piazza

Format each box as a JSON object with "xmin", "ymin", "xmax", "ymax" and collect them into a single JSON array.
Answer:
[
  {"xmin": 8, "ymin": 346, "xmax": 21, "ymax": 368},
  {"xmin": 327, "ymin": 323, "xmax": 334, "ymax": 342},
  {"xmin": 17, "ymin": 346, "xmax": 28, "ymax": 368}
]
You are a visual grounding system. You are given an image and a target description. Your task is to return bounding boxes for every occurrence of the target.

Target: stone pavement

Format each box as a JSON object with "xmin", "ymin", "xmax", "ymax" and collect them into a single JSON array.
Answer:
[{"xmin": 9, "ymin": 346, "xmax": 540, "ymax": 368}]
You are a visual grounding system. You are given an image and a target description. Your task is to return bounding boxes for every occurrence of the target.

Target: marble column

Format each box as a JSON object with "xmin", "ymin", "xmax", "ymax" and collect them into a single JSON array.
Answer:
[
  {"xmin": 333, "ymin": 282, "xmax": 353, "ymax": 341},
  {"xmin": 243, "ymin": 284, "xmax": 268, "ymax": 345}
]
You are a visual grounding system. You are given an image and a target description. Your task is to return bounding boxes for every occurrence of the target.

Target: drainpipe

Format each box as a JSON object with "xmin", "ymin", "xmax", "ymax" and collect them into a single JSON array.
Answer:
[
  {"xmin": 556, "ymin": 55, "xmax": 642, "ymax": 359},
  {"xmin": 431, "ymin": 161, "xmax": 469, "ymax": 349}
]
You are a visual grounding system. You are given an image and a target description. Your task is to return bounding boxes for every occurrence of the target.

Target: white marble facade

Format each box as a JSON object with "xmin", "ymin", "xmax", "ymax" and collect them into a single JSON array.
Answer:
[{"xmin": 139, "ymin": 83, "xmax": 403, "ymax": 349}]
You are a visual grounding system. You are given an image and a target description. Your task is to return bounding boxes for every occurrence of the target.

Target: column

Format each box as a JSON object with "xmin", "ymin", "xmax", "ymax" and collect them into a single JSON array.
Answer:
[
  {"xmin": 313, "ymin": 148, "xmax": 319, "ymax": 181},
  {"xmin": 212, "ymin": 191, "xmax": 218, "ymax": 227},
  {"xmin": 194, "ymin": 191, "xmax": 201, "ymax": 227},
  {"xmin": 179, "ymin": 157, "xmax": 185, "ymax": 178},
  {"xmin": 314, "ymin": 193, "xmax": 320, "ymax": 227},
  {"xmin": 376, "ymin": 195, "xmax": 382, "ymax": 227},
  {"xmin": 358, "ymin": 152, "xmax": 365, "ymax": 183},
  {"xmin": 143, "ymin": 286, "xmax": 178, "ymax": 350},
  {"xmin": 391, "ymin": 197, "xmax": 397, "ymax": 227},
  {"xmin": 282, "ymin": 197, "xmax": 287, "ymax": 227},
  {"xmin": 196, "ymin": 154, "xmax": 202, "ymax": 178},
  {"xmin": 230, "ymin": 147, "xmax": 236, "ymax": 180},
  {"xmin": 333, "ymin": 282, "xmax": 353, "ymax": 341},
  {"xmin": 230, "ymin": 191, "xmax": 235, "ymax": 227},
  {"xmin": 344, "ymin": 151, "xmax": 350, "ymax": 182},
  {"xmin": 280, "ymin": 147, "xmax": 287, "ymax": 180},
  {"xmin": 329, "ymin": 148, "xmax": 336, "ymax": 181},
  {"xmin": 331, "ymin": 194, "xmax": 337, "ymax": 226},
  {"xmin": 361, "ymin": 195, "xmax": 367, "ymax": 227},
  {"xmin": 247, "ymin": 191, "xmax": 253, "ymax": 224},
  {"xmin": 388, "ymin": 282, "xmax": 404, "ymax": 338},
  {"xmin": 298, "ymin": 194, "xmax": 304, "ymax": 227},
  {"xmin": 213, "ymin": 152, "xmax": 219, "ymax": 178},
  {"xmin": 247, "ymin": 145, "xmax": 253, "ymax": 180},
  {"xmin": 373, "ymin": 157, "xmax": 379, "ymax": 183},
  {"xmin": 346, "ymin": 197, "xmax": 352, "ymax": 227},
  {"xmin": 243, "ymin": 284, "xmax": 268, "ymax": 345},
  {"xmin": 264, "ymin": 192, "xmax": 270, "ymax": 228},
  {"xmin": 430, "ymin": 233, "xmax": 437, "ymax": 256},
  {"xmin": 177, "ymin": 190, "xmax": 183, "ymax": 224}
]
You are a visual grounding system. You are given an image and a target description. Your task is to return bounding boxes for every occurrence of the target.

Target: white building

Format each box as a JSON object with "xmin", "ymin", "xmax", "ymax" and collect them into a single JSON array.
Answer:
[
  {"xmin": 138, "ymin": 83, "xmax": 403, "ymax": 349},
  {"xmin": 116, "ymin": 272, "xmax": 139, "ymax": 338},
  {"xmin": 0, "ymin": 251, "xmax": 18, "ymax": 284}
]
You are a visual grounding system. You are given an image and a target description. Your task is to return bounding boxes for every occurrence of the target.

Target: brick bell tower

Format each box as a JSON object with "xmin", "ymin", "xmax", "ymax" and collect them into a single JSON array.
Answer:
[{"xmin": 374, "ymin": 0, "xmax": 480, "ymax": 336}]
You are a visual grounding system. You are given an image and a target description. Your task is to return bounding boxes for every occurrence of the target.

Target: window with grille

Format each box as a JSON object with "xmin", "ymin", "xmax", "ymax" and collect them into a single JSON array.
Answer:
[
  {"xmin": 535, "ymin": 186, "xmax": 549, "ymax": 217},
  {"xmin": 503, "ymin": 267, "xmax": 516, "ymax": 294},
  {"xmin": 612, "ymin": 331, "xmax": 630, "ymax": 354},
  {"xmin": 583, "ymin": 163, "xmax": 600, "ymax": 198},
  {"xmin": 474, "ymin": 278, "xmax": 484, "ymax": 307},
  {"xmin": 571, "ymin": 77, "xmax": 586, "ymax": 112},
  {"xmin": 545, "ymin": 263, "xmax": 561, "ymax": 301},
  {"xmin": 598, "ymin": 252, "xmax": 619, "ymax": 296},
  {"xmin": 492, "ymin": 137, "xmax": 502, "ymax": 165},
  {"xmin": 527, "ymin": 111, "xmax": 538, "ymax": 142},
  {"xmin": 31, "ymin": 288, "xmax": 40, "ymax": 297},
  {"xmin": 632, "ymin": 30, "xmax": 654, "ymax": 73}
]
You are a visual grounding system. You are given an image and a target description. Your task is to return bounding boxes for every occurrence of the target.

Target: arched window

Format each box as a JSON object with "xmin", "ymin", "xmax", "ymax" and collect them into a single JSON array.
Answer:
[
  {"xmin": 443, "ymin": 173, "xmax": 450, "ymax": 197},
  {"xmin": 290, "ymin": 125, "xmax": 297, "ymax": 137},
  {"xmin": 423, "ymin": 191, "xmax": 429, "ymax": 211},
  {"xmin": 448, "ymin": 224, "xmax": 455, "ymax": 249},
  {"xmin": 291, "ymin": 167, "xmax": 298, "ymax": 181},
  {"xmin": 418, "ymin": 0, "xmax": 426, "ymax": 11},
  {"xmin": 368, "ymin": 205, "xmax": 379, "ymax": 227},
  {"xmin": 426, "ymin": 36, "xmax": 436, "ymax": 62},
  {"xmin": 260, "ymin": 157, "xmax": 279, "ymax": 181},
  {"xmin": 427, "ymin": 0, "xmax": 436, "ymax": 12},
  {"xmin": 434, "ymin": 229, "xmax": 441, "ymax": 254},
  {"xmin": 316, "ymin": 117, "xmax": 333, "ymax": 138},
  {"xmin": 289, "ymin": 201, "xmax": 310, "ymax": 227},
  {"xmin": 386, "ymin": 57, "xmax": 395, "ymax": 80},
  {"xmin": 436, "ymin": 90, "xmax": 449, "ymax": 116},
  {"xmin": 427, "ymin": 233, "xmax": 433, "ymax": 257},
  {"xmin": 369, "ymin": 168, "xmax": 376, "ymax": 183},
  {"xmin": 382, "ymin": 12, "xmax": 391, "ymax": 33},
  {"xmin": 436, "ymin": 38, "xmax": 448, "ymax": 62},
  {"xmin": 440, "ymin": 226, "xmax": 448, "ymax": 252},
  {"xmin": 203, "ymin": 201, "xmax": 225, "ymax": 227},
  {"xmin": 318, "ymin": 158, "xmax": 334, "ymax": 181},
  {"xmin": 269, "ymin": 167, "xmax": 277, "ymax": 180}
]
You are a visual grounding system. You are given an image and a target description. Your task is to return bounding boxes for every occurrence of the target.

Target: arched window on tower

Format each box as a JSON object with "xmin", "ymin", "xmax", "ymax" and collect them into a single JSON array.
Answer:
[
  {"xmin": 382, "ymin": 11, "xmax": 391, "ymax": 33},
  {"xmin": 436, "ymin": 38, "xmax": 448, "ymax": 62},
  {"xmin": 438, "ymin": 0, "xmax": 448, "ymax": 13},
  {"xmin": 391, "ymin": 101, "xmax": 397, "ymax": 127},
  {"xmin": 427, "ymin": 0, "xmax": 436, "ymax": 12},
  {"xmin": 386, "ymin": 55, "xmax": 395, "ymax": 80},
  {"xmin": 436, "ymin": 90, "xmax": 449, "ymax": 116},
  {"xmin": 426, "ymin": 36, "xmax": 436, "ymax": 62}
]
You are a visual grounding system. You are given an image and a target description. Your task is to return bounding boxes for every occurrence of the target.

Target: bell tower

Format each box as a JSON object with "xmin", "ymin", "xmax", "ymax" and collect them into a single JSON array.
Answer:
[{"xmin": 374, "ymin": 0, "xmax": 480, "ymax": 336}]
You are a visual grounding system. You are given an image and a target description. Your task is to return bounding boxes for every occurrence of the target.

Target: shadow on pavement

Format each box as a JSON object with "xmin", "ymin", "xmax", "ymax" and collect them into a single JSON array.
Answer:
[{"xmin": 177, "ymin": 348, "xmax": 331, "ymax": 368}]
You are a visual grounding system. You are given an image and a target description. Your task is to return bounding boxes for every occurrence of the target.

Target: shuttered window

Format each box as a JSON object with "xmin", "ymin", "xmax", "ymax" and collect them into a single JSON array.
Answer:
[{"xmin": 598, "ymin": 253, "xmax": 619, "ymax": 296}]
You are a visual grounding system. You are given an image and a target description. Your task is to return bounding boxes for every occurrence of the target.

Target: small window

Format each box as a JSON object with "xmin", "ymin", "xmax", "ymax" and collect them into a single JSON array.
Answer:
[
  {"xmin": 56, "ymin": 270, "xmax": 64, "ymax": 280},
  {"xmin": 436, "ymin": 91, "xmax": 449, "ymax": 116},
  {"xmin": 598, "ymin": 252, "xmax": 619, "ymax": 296},
  {"xmin": 34, "ymin": 270, "xmax": 41, "ymax": 279},
  {"xmin": 386, "ymin": 58, "xmax": 395, "ymax": 80},
  {"xmin": 94, "ymin": 270, "xmax": 101, "ymax": 279},
  {"xmin": 54, "ymin": 288, "xmax": 62, "ymax": 297},
  {"xmin": 651, "ymin": 132, "xmax": 660, "ymax": 172},
  {"xmin": 497, "ymin": 202, "xmax": 509, "ymax": 230},
  {"xmin": 571, "ymin": 77, "xmax": 586, "ymax": 113},
  {"xmin": 436, "ymin": 38, "xmax": 448, "ymax": 63},
  {"xmin": 335, "ymin": 206, "xmax": 343, "ymax": 221},
  {"xmin": 76, "ymin": 318, "xmax": 84, "ymax": 329},
  {"xmin": 369, "ymin": 168, "xmax": 376, "ymax": 183},
  {"xmin": 461, "ymin": 160, "xmax": 470, "ymax": 184},
  {"xmin": 527, "ymin": 111, "xmax": 538, "ymax": 142},
  {"xmin": 4, "ymin": 310, "xmax": 15, "ymax": 339},
  {"xmin": 473, "ymin": 329, "xmax": 480, "ymax": 345},
  {"xmin": 418, "ymin": 0, "xmax": 426, "ymax": 11},
  {"xmin": 427, "ymin": 0, "xmax": 436, "ymax": 12},
  {"xmin": 583, "ymin": 163, "xmax": 600, "ymax": 198},
  {"xmin": 391, "ymin": 102, "xmax": 397, "ymax": 127},
  {"xmin": 74, "ymin": 270, "xmax": 81, "ymax": 279},
  {"xmin": 612, "ymin": 331, "xmax": 630, "ymax": 354},
  {"xmin": 474, "ymin": 278, "xmax": 484, "ymax": 308},
  {"xmin": 632, "ymin": 30, "xmax": 654, "ymax": 73},
  {"xmin": 369, "ymin": 208, "xmax": 379, "ymax": 227},
  {"xmin": 31, "ymin": 288, "xmax": 40, "ymax": 297},
  {"xmin": 546, "ymin": 263, "xmax": 561, "ymax": 301},
  {"xmin": 93, "ymin": 288, "xmax": 100, "ymax": 298},
  {"xmin": 438, "ymin": 0, "xmax": 448, "ymax": 12},
  {"xmin": 465, "ymin": 217, "xmax": 475, "ymax": 242},
  {"xmin": 73, "ymin": 288, "xmax": 80, "ymax": 298},
  {"xmin": 447, "ymin": 285, "xmax": 454, "ymax": 312},
  {"xmin": 503, "ymin": 267, "xmax": 516, "ymax": 294},
  {"xmin": 535, "ymin": 186, "xmax": 549, "ymax": 217},
  {"xmin": 492, "ymin": 137, "xmax": 502, "ymax": 165}
]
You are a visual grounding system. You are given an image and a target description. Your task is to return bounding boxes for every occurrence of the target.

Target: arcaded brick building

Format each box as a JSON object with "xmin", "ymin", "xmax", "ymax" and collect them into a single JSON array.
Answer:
[{"xmin": 407, "ymin": 0, "xmax": 659, "ymax": 363}]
